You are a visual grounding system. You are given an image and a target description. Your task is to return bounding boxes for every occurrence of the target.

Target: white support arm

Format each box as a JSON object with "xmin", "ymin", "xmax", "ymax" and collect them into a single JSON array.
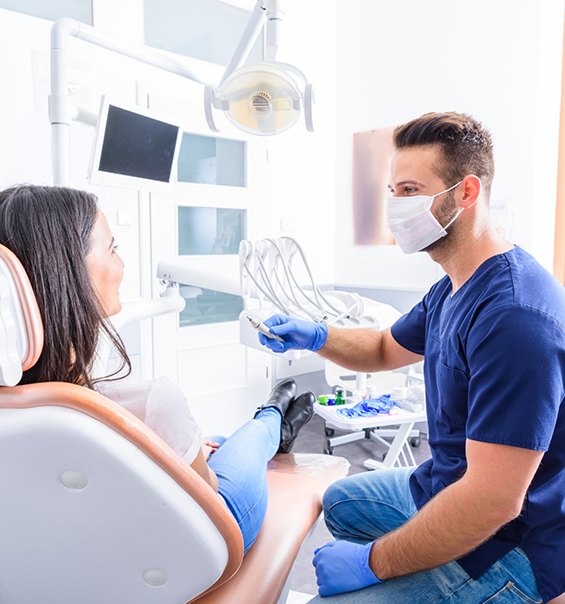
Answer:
[
  {"xmin": 91, "ymin": 286, "xmax": 186, "ymax": 380},
  {"xmin": 218, "ymin": 0, "xmax": 267, "ymax": 87},
  {"xmin": 49, "ymin": 18, "xmax": 215, "ymax": 186},
  {"xmin": 265, "ymin": 0, "xmax": 285, "ymax": 62},
  {"xmin": 157, "ymin": 259, "xmax": 241, "ymax": 297}
]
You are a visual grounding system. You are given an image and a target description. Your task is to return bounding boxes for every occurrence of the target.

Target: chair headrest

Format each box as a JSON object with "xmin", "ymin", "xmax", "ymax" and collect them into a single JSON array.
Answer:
[{"xmin": 0, "ymin": 244, "xmax": 43, "ymax": 386}]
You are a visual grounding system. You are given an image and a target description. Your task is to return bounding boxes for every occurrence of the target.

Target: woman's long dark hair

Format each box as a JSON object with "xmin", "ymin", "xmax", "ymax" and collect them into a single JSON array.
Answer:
[{"xmin": 0, "ymin": 184, "xmax": 131, "ymax": 388}]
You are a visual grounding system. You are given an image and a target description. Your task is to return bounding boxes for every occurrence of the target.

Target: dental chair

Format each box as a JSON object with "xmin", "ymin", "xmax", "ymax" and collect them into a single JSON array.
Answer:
[{"xmin": 0, "ymin": 244, "xmax": 349, "ymax": 604}]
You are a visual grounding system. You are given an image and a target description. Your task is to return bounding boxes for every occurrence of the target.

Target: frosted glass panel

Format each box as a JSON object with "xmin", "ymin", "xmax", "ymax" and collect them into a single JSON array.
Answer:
[
  {"xmin": 0, "ymin": 0, "xmax": 92, "ymax": 23},
  {"xmin": 144, "ymin": 0, "xmax": 263, "ymax": 65},
  {"xmin": 178, "ymin": 207, "xmax": 246, "ymax": 255},
  {"xmin": 178, "ymin": 133, "xmax": 246, "ymax": 187},
  {"xmin": 179, "ymin": 285, "xmax": 244, "ymax": 327}
]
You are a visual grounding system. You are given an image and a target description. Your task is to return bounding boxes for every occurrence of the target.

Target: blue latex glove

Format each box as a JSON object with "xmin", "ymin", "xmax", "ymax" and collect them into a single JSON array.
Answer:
[
  {"xmin": 257, "ymin": 314, "xmax": 328, "ymax": 353},
  {"xmin": 312, "ymin": 541, "xmax": 382, "ymax": 596},
  {"xmin": 337, "ymin": 395, "xmax": 398, "ymax": 418}
]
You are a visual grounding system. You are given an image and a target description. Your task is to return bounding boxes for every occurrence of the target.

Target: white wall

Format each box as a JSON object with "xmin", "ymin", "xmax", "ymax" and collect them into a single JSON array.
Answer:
[{"xmin": 335, "ymin": 0, "xmax": 565, "ymax": 290}]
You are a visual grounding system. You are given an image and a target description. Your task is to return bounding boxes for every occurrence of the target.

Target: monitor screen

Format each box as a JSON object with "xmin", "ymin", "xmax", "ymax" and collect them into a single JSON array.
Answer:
[{"xmin": 89, "ymin": 97, "xmax": 182, "ymax": 191}]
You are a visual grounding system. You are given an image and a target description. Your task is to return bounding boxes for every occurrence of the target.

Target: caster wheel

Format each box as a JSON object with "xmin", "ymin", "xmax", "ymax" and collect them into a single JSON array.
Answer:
[
  {"xmin": 325, "ymin": 427, "xmax": 335, "ymax": 437},
  {"xmin": 410, "ymin": 437, "xmax": 421, "ymax": 448},
  {"xmin": 323, "ymin": 446, "xmax": 334, "ymax": 455}
]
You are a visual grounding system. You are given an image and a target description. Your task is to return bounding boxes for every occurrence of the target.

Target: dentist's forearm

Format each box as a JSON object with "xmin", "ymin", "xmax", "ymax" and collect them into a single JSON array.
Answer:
[
  {"xmin": 369, "ymin": 478, "xmax": 518, "ymax": 580},
  {"xmin": 320, "ymin": 326, "xmax": 423, "ymax": 373}
]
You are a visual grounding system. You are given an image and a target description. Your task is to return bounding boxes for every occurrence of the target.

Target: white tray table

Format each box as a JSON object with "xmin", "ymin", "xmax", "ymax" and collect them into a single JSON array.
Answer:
[{"xmin": 314, "ymin": 401, "xmax": 426, "ymax": 470}]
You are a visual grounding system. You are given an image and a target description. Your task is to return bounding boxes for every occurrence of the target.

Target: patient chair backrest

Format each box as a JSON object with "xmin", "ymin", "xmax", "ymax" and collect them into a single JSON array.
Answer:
[
  {"xmin": 0, "ymin": 244, "xmax": 43, "ymax": 386},
  {"xmin": 0, "ymin": 243, "xmax": 244, "ymax": 603}
]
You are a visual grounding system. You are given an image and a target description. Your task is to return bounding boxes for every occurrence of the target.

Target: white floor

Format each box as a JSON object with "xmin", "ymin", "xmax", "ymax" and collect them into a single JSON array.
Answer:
[{"xmin": 286, "ymin": 591, "xmax": 314, "ymax": 604}]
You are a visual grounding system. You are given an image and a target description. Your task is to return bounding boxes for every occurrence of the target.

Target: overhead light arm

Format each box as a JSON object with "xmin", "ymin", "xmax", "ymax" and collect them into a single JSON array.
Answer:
[
  {"xmin": 218, "ymin": 0, "xmax": 285, "ymax": 88},
  {"xmin": 219, "ymin": 0, "xmax": 267, "ymax": 88},
  {"xmin": 50, "ymin": 18, "xmax": 214, "ymax": 186},
  {"xmin": 265, "ymin": 0, "xmax": 285, "ymax": 62},
  {"xmin": 50, "ymin": 0, "xmax": 310, "ymax": 185}
]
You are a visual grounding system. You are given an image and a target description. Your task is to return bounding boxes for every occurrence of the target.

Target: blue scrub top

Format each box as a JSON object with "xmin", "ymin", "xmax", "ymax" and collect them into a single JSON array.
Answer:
[{"xmin": 391, "ymin": 246, "xmax": 565, "ymax": 603}]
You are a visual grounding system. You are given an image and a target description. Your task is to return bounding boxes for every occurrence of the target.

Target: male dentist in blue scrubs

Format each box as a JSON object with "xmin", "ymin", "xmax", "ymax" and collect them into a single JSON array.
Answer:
[{"xmin": 259, "ymin": 112, "xmax": 565, "ymax": 603}]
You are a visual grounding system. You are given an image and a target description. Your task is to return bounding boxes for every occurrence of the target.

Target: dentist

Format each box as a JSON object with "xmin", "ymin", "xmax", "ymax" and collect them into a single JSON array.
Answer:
[{"xmin": 259, "ymin": 112, "xmax": 565, "ymax": 603}]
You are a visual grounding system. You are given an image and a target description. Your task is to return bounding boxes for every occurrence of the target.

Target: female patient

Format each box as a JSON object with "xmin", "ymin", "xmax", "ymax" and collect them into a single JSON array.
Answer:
[{"xmin": 0, "ymin": 184, "xmax": 314, "ymax": 555}]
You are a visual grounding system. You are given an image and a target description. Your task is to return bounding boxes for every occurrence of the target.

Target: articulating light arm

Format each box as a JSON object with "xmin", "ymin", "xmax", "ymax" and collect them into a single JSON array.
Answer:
[
  {"xmin": 218, "ymin": 0, "xmax": 285, "ymax": 88},
  {"xmin": 49, "ymin": 18, "xmax": 215, "ymax": 186}
]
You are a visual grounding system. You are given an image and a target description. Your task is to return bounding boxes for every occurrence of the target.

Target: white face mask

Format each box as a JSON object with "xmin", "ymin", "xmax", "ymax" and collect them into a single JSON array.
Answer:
[{"xmin": 386, "ymin": 181, "xmax": 464, "ymax": 254}]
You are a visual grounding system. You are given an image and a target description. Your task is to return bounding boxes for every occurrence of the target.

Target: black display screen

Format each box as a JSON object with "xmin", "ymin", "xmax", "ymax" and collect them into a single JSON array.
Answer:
[{"xmin": 98, "ymin": 105, "xmax": 179, "ymax": 183}]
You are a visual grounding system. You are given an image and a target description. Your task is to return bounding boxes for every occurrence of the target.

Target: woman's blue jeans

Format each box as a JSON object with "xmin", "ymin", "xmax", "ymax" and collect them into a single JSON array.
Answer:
[
  {"xmin": 207, "ymin": 408, "xmax": 280, "ymax": 554},
  {"xmin": 308, "ymin": 467, "xmax": 542, "ymax": 604}
]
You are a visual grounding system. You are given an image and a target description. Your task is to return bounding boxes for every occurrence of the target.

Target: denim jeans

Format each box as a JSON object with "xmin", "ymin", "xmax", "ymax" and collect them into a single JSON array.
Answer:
[
  {"xmin": 308, "ymin": 467, "xmax": 542, "ymax": 604},
  {"xmin": 207, "ymin": 408, "xmax": 280, "ymax": 554}
]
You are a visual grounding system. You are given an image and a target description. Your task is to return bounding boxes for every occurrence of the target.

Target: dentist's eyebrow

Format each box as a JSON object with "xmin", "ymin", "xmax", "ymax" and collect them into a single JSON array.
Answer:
[
  {"xmin": 387, "ymin": 179, "xmax": 424, "ymax": 192},
  {"xmin": 395, "ymin": 179, "xmax": 424, "ymax": 187},
  {"xmin": 107, "ymin": 237, "xmax": 115, "ymax": 251}
]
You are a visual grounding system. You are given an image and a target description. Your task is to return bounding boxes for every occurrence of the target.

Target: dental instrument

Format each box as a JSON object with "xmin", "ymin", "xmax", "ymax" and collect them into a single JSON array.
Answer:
[{"xmin": 246, "ymin": 315, "xmax": 285, "ymax": 342}]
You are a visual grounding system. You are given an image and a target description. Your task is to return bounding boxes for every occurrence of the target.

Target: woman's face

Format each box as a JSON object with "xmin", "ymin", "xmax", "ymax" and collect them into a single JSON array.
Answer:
[{"xmin": 86, "ymin": 211, "xmax": 124, "ymax": 317}]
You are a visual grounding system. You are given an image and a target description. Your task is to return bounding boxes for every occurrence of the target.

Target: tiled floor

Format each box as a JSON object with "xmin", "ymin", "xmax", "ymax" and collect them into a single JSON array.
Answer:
[{"xmin": 288, "ymin": 412, "xmax": 432, "ymax": 597}]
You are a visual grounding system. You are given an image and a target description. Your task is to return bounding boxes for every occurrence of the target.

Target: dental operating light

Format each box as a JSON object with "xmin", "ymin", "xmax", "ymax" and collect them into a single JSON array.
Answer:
[
  {"xmin": 204, "ymin": 0, "xmax": 315, "ymax": 136},
  {"xmin": 50, "ymin": 0, "xmax": 313, "ymax": 185}
]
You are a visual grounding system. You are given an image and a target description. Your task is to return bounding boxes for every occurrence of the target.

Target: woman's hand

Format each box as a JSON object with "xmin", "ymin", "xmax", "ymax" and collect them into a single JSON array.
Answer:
[{"xmin": 201, "ymin": 438, "xmax": 220, "ymax": 461}]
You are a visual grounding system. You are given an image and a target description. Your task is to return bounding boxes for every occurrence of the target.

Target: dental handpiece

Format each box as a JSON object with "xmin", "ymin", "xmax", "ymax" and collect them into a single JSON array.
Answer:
[{"xmin": 247, "ymin": 316, "xmax": 285, "ymax": 342}]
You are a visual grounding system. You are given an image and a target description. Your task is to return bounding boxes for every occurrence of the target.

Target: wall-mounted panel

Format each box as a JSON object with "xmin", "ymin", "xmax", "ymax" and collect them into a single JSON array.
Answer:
[
  {"xmin": 178, "ymin": 206, "xmax": 246, "ymax": 255},
  {"xmin": 0, "ymin": 0, "xmax": 92, "ymax": 23},
  {"xmin": 144, "ymin": 0, "xmax": 263, "ymax": 65},
  {"xmin": 178, "ymin": 133, "xmax": 246, "ymax": 187}
]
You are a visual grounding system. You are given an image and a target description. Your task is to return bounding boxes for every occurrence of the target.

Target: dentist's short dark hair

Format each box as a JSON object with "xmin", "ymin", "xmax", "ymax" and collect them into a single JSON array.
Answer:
[{"xmin": 393, "ymin": 112, "xmax": 495, "ymax": 199}]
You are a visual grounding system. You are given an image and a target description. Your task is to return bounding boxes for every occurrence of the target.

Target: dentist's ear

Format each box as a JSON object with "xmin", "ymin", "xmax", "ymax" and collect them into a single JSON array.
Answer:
[{"xmin": 460, "ymin": 175, "xmax": 482, "ymax": 209}]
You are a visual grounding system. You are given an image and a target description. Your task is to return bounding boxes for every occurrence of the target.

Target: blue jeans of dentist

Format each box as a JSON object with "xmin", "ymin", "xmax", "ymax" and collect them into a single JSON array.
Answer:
[
  {"xmin": 207, "ymin": 408, "xmax": 280, "ymax": 555},
  {"xmin": 308, "ymin": 467, "xmax": 542, "ymax": 604}
]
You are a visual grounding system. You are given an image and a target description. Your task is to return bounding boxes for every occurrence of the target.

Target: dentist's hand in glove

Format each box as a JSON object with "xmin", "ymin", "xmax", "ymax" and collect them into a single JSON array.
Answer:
[
  {"xmin": 312, "ymin": 540, "xmax": 382, "ymax": 596},
  {"xmin": 257, "ymin": 314, "xmax": 328, "ymax": 353}
]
